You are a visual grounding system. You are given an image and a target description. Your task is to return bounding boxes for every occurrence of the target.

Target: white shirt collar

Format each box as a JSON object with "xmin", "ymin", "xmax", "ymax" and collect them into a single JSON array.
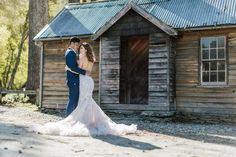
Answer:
[{"xmin": 69, "ymin": 47, "xmax": 77, "ymax": 54}]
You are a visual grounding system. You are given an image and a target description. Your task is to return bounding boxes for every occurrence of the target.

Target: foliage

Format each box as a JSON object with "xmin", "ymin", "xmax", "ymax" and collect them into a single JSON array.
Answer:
[
  {"xmin": 2, "ymin": 93, "xmax": 29, "ymax": 104},
  {"xmin": 0, "ymin": 0, "xmax": 67, "ymax": 89},
  {"xmin": 0, "ymin": 0, "xmax": 28, "ymax": 89},
  {"xmin": 49, "ymin": 0, "xmax": 67, "ymax": 20}
]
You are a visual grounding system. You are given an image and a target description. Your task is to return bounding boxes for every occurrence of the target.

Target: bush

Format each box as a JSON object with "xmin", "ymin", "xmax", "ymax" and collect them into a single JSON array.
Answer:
[{"xmin": 2, "ymin": 93, "xmax": 29, "ymax": 104}]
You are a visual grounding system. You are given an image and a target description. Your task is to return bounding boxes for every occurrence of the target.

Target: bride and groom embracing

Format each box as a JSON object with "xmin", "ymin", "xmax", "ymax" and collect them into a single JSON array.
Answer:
[{"xmin": 34, "ymin": 37, "xmax": 137, "ymax": 136}]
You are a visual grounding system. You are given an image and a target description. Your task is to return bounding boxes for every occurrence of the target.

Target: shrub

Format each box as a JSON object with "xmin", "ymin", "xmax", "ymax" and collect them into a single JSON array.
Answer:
[{"xmin": 2, "ymin": 93, "xmax": 29, "ymax": 104}]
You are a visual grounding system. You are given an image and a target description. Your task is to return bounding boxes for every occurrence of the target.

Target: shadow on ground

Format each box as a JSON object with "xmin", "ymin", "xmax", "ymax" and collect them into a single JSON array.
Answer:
[
  {"xmin": 39, "ymin": 108, "xmax": 65, "ymax": 118},
  {"xmin": 2, "ymin": 104, "xmax": 235, "ymax": 149},
  {"xmin": 0, "ymin": 122, "xmax": 46, "ymax": 157},
  {"xmin": 93, "ymin": 134, "xmax": 161, "ymax": 150},
  {"xmin": 106, "ymin": 113, "xmax": 236, "ymax": 147},
  {"xmin": 34, "ymin": 108, "xmax": 236, "ymax": 147}
]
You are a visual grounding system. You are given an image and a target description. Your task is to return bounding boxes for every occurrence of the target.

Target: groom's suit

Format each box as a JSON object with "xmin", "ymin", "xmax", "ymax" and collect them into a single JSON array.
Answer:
[{"xmin": 65, "ymin": 48, "xmax": 86, "ymax": 116}]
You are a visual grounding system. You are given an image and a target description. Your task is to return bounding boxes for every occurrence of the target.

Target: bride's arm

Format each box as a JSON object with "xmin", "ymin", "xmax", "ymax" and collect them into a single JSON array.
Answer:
[
  {"xmin": 65, "ymin": 65, "xmax": 78, "ymax": 74},
  {"xmin": 65, "ymin": 59, "xmax": 81, "ymax": 74}
]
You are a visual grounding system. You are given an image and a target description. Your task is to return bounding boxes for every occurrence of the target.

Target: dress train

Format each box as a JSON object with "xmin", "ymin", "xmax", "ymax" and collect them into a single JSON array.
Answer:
[{"xmin": 33, "ymin": 75, "xmax": 137, "ymax": 136}]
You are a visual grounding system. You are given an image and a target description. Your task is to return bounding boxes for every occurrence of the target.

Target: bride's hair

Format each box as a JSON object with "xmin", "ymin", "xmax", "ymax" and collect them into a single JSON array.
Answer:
[{"xmin": 80, "ymin": 42, "xmax": 96, "ymax": 63}]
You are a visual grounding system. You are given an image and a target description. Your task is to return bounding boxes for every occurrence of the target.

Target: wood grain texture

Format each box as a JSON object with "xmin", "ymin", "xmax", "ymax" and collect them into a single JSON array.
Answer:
[
  {"xmin": 176, "ymin": 29, "xmax": 236, "ymax": 116},
  {"xmin": 41, "ymin": 39, "xmax": 100, "ymax": 108}
]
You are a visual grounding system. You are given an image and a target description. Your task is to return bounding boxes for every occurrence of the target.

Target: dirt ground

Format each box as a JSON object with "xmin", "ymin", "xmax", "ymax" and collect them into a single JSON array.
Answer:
[{"xmin": 0, "ymin": 104, "xmax": 236, "ymax": 157}]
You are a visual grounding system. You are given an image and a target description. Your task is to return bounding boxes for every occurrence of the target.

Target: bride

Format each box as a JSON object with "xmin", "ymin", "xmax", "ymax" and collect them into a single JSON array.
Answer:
[{"xmin": 34, "ymin": 42, "xmax": 137, "ymax": 136}]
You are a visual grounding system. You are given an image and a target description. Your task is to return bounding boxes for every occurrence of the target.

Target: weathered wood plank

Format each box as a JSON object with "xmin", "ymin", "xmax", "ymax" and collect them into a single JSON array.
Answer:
[
  {"xmin": 42, "ymin": 39, "xmax": 100, "ymax": 108},
  {"xmin": 100, "ymin": 36, "xmax": 120, "ymax": 105},
  {"xmin": 100, "ymin": 104, "xmax": 168, "ymax": 111},
  {"xmin": 175, "ymin": 29, "xmax": 236, "ymax": 116}
]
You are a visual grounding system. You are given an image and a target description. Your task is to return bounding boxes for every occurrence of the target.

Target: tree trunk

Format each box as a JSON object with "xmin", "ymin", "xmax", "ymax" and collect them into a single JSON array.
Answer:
[
  {"xmin": 2, "ymin": 46, "xmax": 14, "ymax": 88},
  {"xmin": 26, "ymin": 0, "xmax": 48, "ymax": 90},
  {"xmin": 8, "ymin": 12, "xmax": 29, "ymax": 89}
]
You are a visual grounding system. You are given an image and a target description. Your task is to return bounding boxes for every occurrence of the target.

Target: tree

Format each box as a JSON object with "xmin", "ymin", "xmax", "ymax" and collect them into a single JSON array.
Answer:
[
  {"xmin": 7, "ymin": 12, "xmax": 29, "ymax": 89},
  {"xmin": 27, "ymin": 0, "xmax": 48, "ymax": 90},
  {"xmin": 0, "ymin": 0, "xmax": 67, "ymax": 89},
  {"xmin": 49, "ymin": 0, "xmax": 67, "ymax": 20},
  {"xmin": 0, "ymin": 0, "xmax": 28, "ymax": 89}
]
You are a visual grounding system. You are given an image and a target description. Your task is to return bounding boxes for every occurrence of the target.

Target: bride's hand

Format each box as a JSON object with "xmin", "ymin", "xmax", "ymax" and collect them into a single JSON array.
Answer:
[{"xmin": 65, "ymin": 65, "xmax": 71, "ymax": 72}]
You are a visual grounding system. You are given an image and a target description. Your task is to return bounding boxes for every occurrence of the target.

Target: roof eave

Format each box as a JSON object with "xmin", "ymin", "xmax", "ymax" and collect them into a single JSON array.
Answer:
[
  {"xmin": 34, "ymin": 34, "xmax": 93, "ymax": 42},
  {"xmin": 178, "ymin": 24, "xmax": 236, "ymax": 31},
  {"xmin": 33, "ymin": 24, "xmax": 50, "ymax": 41},
  {"xmin": 33, "ymin": 6, "xmax": 68, "ymax": 41}
]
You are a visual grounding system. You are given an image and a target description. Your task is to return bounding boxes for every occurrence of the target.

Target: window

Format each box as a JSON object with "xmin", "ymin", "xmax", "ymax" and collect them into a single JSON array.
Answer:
[{"xmin": 201, "ymin": 36, "xmax": 227, "ymax": 85}]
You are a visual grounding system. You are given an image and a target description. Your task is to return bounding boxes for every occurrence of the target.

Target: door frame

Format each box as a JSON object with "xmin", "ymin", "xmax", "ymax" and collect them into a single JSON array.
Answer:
[{"xmin": 119, "ymin": 35, "xmax": 149, "ymax": 104}]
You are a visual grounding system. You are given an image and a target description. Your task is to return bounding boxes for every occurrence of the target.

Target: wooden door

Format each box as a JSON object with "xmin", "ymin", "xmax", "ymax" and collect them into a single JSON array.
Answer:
[{"xmin": 120, "ymin": 36, "xmax": 149, "ymax": 104}]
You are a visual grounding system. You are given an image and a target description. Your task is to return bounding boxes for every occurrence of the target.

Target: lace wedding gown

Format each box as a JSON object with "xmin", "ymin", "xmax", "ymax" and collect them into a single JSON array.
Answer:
[{"xmin": 33, "ymin": 75, "xmax": 137, "ymax": 136}]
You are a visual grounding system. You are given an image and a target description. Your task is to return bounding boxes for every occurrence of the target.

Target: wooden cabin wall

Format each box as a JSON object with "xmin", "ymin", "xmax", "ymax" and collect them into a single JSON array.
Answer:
[
  {"xmin": 42, "ymin": 40, "xmax": 67, "ymax": 108},
  {"xmin": 42, "ymin": 39, "xmax": 99, "ymax": 109},
  {"xmin": 169, "ymin": 38, "xmax": 176, "ymax": 111},
  {"xmin": 100, "ymin": 36, "xmax": 120, "ymax": 104},
  {"xmin": 101, "ymin": 10, "xmax": 175, "ymax": 112},
  {"xmin": 149, "ymin": 33, "xmax": 175, "ymax": 111},
  {"xmin": 176, "ymin": 28, "xmax": 236, "ymax": 117}
]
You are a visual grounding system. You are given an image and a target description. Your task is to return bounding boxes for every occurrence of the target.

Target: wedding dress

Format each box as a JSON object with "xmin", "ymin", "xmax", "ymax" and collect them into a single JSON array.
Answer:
[{"xmin": 33, "ymin": 75, "xmax": 137, "ymax": 136}]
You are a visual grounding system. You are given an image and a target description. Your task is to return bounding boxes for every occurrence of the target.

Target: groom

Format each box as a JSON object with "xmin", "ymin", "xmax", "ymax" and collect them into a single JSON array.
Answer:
[{"xmin": 65, "ymin": 37, "xmax": 86, "ymax": 116}]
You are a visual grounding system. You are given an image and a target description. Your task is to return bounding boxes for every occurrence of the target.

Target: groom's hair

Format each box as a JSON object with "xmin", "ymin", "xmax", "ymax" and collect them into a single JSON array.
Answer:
[{"xmin": 69, "ymin": 37, "xmax": 80, "ymax": 44}]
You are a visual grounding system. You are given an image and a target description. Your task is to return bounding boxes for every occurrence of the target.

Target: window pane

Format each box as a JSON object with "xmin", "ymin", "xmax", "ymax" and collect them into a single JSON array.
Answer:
[
  {"xmin": 210, "ymin": 39, "xmax": 217, "ymax": 48},
  {"xmin": 210, "ymin": 49, "xmax": 217, "ymax": 59},
  {"xmin": 203, "ymin": 62, "xmax": 209, "ymax": 71},
  {"xmin": 202, "ymin": 50, "xmax": 209, "ymax": 59},
  {"xmin": 218, "ymin": 61, "xmax": 225, "ymax": 70},
  {"xmin": 202, "ymin": 38, "xmax": 209, "ymax": 48},
  {"xmin": 210, "ymin": 61, "xmax": 217, "ymax": 71},
  {"xmin": 210, "ymin": 72, "xmax": 217, "ymax": 82},
  {"xmin": 218, "ymin": 49, "xmax": 225, "ymax": 59},
  {"xmin": 203, "ymin": 72, "xmax": 209, "ymax": 82},
  {"xmin": 218, "ymin": 72, "xmax": 225, "ymax": 82},
  {"xmin": 201, "ymin": 37, "xmax": 227, "ymax": 85},
  {"xmin": 218, "ymin": 37, "xmax": 225, "ymax": 48}
]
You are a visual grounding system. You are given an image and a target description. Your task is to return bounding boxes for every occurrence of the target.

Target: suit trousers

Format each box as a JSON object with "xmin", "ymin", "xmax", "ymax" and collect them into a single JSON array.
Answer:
[{"xmin": 66, "ymin": 82, "xmax": 80, "ymax": 116}]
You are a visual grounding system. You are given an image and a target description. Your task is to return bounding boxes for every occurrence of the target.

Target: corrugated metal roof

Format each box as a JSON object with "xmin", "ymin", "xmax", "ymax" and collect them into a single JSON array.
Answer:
[
  {"xmin": 147, "ymin": 0, "xmax": 236, "ymax": 28},
  {"xmin": 34, "ymin": 0, "xmax": 236, "ymax": 40}
]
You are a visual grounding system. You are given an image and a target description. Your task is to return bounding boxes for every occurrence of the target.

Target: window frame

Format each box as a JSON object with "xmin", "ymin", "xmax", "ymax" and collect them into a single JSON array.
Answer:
[{"xmin": 200, "ymin": 36, "xmax": 227, "ymax": 86}]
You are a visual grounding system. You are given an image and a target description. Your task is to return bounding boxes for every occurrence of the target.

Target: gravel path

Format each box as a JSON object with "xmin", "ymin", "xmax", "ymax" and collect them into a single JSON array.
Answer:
[{"xmin": 0, "ymin": 105, "xmax": 235, "ymax": 157}]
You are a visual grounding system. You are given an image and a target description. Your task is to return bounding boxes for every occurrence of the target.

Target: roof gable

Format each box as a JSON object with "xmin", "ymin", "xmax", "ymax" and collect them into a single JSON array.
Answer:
[{"xmin": 92, "ymin": 1, "xmax": 177, "ymax": 40}]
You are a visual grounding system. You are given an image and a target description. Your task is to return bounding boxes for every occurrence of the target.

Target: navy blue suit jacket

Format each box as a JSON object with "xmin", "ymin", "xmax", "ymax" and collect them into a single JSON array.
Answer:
[{"xmin": 65, "ymin": 48, "xmax": 86, "ymax": 85}]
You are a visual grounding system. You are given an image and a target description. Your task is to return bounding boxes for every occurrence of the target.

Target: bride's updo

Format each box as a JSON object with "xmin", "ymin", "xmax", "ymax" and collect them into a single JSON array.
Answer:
[{"xmin": 80, "ymin": 42, "xmax": 96, "ymax": 63}]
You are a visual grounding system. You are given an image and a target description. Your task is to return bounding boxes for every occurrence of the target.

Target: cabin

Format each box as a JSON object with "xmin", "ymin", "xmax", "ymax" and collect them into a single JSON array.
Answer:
[{"xmin": 34, "ymin": 0, "xmax": 236, "ymax": 119}]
